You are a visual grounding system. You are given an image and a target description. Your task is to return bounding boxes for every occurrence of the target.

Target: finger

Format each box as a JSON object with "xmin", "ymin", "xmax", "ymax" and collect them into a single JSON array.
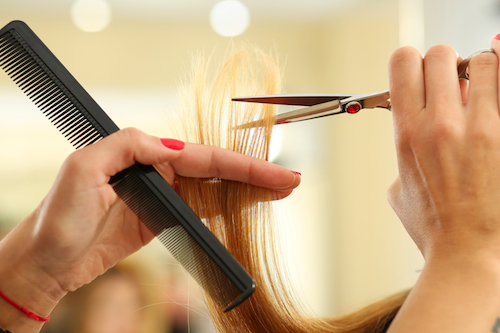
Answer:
[
  {"xmin": 491, "ymin": 35, "xmax": 500, "ymax": 114},
  {"xmin": 272, "ymin": 190, "xmax": 294, "ymax": 200},
  {"xmin": 466, "ymin": 51, "xmax": 498, "ymax": 118},
  {"xmin": 424, "ymin": 45, "xmax": 463, "ymax": 115},
  {"xmin": 388, "ymin": 47, "xmax": 424, "ymax": 181},
  {"xmin": 170, "ymin": 143, "xmax": 301, "ymax": 191},
  {"xmin": 388, "ymin": 46, "xmax": 425, "ymax": 122},
  {"xmin": 68, "ymin": 128, "xmax": 184, "ymax": 184}
]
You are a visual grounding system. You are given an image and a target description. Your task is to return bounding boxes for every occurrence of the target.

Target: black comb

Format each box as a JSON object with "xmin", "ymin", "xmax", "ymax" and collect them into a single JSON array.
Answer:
[{"xmin": 0, "ymin": 20, "xmax": 255, "ymax": 312}]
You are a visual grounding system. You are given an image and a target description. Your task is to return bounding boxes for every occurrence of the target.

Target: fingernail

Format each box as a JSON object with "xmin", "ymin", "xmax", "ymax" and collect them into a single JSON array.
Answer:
[
  {"xmin": 160, "ymin": 138, "xmax": 185, "ymax": 150},
  {"xmin": 291, "ymin": 171, "xmax": 301, "ymax": 176},
  {"xmin": 495, "ymin": 34, "xmax": 500, "ymax": 40}
]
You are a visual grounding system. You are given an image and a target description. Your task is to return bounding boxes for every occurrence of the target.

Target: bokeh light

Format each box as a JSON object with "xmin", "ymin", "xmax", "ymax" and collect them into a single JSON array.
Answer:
[
  {"xmin": 71, "ymin": 0, "xmax": 112, "ymax": 32},
  {"xmin": 209, "ymin": 0, "xmax": 250, "ymax": 37}
]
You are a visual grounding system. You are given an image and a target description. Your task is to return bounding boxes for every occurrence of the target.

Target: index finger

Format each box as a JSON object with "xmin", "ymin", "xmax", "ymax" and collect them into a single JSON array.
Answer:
[
  {"xmin": 388, "ymin": 46, "xmax": 425, "ymax": 122},
  {"xmin": 169, "ymin": 143, "xmax": 301, "ymax": 191},
  {"xmin": 388, "ymin": 47, "xmax": 425, "ymax": 178}
]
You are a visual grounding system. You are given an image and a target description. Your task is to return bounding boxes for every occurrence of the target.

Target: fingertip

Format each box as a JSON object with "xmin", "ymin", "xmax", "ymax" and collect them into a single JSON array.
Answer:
[
  {"xmin": 292, "ymin": 171, "xmax": 301, "ymax": 188},
  {"xmin": 388, "ymin": 46, "xmax": 425, "ymax": 122},
  {"xmin": 389, "ymin": 46, "xmax": 422, "ymax": 65},
  {"xmin": 271, "ymin": 189, "xmax": 293, "ymax": 201},
  {"xmin": 274, "ymin": 170, "xmax": 301, "ymax": 191},
  {"xmin": 388, "ymin": 47, "xmax": 422, "ymax": 84},
  {"xmin": 491, "ymin": 35, "xmax": 500, "ymax": 54}
]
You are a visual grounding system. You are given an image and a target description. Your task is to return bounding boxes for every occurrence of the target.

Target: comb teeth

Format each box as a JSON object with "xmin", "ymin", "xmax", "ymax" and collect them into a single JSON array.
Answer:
[
  {"xmin": 0, "ymin": 30, "xmax": 104, "ymax": 149},
  {"xmin": 112, "ymin": 164, "xmax": 244, "ymax": 309}
]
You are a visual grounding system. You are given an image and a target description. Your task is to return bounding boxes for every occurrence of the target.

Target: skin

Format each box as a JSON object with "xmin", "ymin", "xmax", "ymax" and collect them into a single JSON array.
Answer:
[
  {"xmin": 0, "ymin": 127, "xmax": 300, "ymax": 333},
  {"xmin": 386, "ymin": 37, "xmax": 500, "ymax": 332}
]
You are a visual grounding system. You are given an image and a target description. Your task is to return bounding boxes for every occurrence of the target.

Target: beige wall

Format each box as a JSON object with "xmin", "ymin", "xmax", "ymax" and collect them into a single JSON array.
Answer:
[
  {"xmin": 269, "ymin": 2, "xmax": 424, "ymax": 315},
  {"xmin": 0, "ymin": 0, "xmax": 424, "ymax": 318}
]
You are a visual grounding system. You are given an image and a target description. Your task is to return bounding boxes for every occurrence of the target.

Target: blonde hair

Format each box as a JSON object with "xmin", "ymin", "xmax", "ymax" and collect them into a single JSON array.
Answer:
[{"xmin": 171, "ymin": 46, "xmax": 409, "ymax": 333}]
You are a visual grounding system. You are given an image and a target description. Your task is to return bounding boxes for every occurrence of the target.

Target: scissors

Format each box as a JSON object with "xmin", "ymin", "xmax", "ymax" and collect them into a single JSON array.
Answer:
[{"xmin": 232, "ymin": 48, "xmax": 494, "ymax": 127}]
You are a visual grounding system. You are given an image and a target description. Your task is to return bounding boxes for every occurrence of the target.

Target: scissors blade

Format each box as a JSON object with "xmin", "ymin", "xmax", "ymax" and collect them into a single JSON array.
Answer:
[
  {"xmin": 273, "ymin": 99, "xmax": 342, "ymax": 124},
  {"xmin": 234, "ymin": 99, "xmax": 342, "ymax": 128},
  {"xmin": 363, "ymin": 90, "xmax": 391, "ymax": 109},
  {"xmin": 232, "ymin": 93, "xmax": 351, "ymax": 106}
]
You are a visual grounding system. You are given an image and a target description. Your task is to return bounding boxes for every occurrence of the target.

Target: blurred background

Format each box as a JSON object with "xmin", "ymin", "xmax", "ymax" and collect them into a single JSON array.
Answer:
[{"xmin": 1, "ymin": 0, "xmax": 499, "ymax": 331}]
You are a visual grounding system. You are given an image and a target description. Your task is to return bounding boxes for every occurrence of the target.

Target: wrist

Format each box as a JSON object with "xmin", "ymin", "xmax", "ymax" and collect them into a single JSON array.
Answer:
[
  {"xmin": 388, "ymin": 250, "xmax": 500, "ymax": 332},
  {"xmin": 0, "ymin": 214, "xmax": 67, "ymax": 333},
  {"xmin": 423, "ymin": 244, "xmax": 500, "ymax": 289}
]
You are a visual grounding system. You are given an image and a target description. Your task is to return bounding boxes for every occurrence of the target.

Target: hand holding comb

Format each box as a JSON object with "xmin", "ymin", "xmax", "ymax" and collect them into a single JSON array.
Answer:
[{"xmin": 0, "ymin": 20, "xmax": 255, "ymax": 312}]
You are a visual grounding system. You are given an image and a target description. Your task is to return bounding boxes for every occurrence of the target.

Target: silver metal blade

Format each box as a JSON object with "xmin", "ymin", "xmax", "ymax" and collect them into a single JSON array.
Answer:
[
  {"xmin": 274, "ymin": 99, "xmax": 342, "ymax": 124},
  {"xmin": 232, "ymin": 93, "xmax": 349, "ymax": 106},
  {"xmin": 344, "ymin": 90, "xmax": 391, "ymax": 109},
  {"xmin": 234, "ymin": 99, "xmax": 342, "ymax": 128}
]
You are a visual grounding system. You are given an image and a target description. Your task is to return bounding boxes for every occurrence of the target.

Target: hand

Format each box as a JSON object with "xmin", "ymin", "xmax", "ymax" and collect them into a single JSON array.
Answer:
[
  {"xmin": 387, "ymin": 43, "xmax": 500, "ymax": 259},
  {"xmin": 386, "ymin": 38, "xmax": 500, "ymax": 332},
  {"xmin": 0, "ymin": 127, "xmax": 300, "ymax": 332}
]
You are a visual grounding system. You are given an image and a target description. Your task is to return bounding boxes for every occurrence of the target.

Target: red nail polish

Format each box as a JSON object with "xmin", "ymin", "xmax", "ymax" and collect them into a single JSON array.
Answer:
[
  {"xmin": 291, "ymin": 171, "xmax": 301, "ymax": 176},
  {"xmin": 160, "ymin": 138, "xmax": 185, "ymax": 150},
  {"xmin": 495, "ymin": 34, "xmax": 500, "ymax": 40}
]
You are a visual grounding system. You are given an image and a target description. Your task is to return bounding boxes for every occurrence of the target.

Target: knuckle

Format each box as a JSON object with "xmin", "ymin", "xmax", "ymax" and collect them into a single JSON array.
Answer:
[
  {"xmin": 208, "ymin": 149, "xmax": 222, "ymax": 178},
  {"xmin": 386, "ymin": 179, "xmax": 403, "ymax": 212},
  {"xmin": 386, "ymin": 178, "xmax": 400, "ymax": 199},
  {"xmin": 62, "ymin": 149, "xmax": 87, "ymax": 175},
  {"xmin": 116, "ymin": 127, "xmax": 146, "ymax": 152},
  {"xmin": 468, "ymin": 120, "xmax": 496, "ymax": 145},
  {"xmin": 470, "ymin": 130, "xmax": 490, "ymax": 145},
  {"xmin": 415, "ymin": 118, "xmax": 461, "ymax": 147},
  {"xmin": 430, "ymin": 121, "xmax": 459, "ymax": 140},
  {"xmin": 120, "ymin": 127, "xmax": 141, "ymax": 140}
]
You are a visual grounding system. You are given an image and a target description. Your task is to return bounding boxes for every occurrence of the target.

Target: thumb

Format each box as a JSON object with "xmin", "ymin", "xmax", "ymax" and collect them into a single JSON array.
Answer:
[
  {"xmin": 70, "ymin": 128, "xmax": 184, "ymax": 183},
  {"xmin": 491, "ymin": 35, "xmax": 500, "ymax": 110}
]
